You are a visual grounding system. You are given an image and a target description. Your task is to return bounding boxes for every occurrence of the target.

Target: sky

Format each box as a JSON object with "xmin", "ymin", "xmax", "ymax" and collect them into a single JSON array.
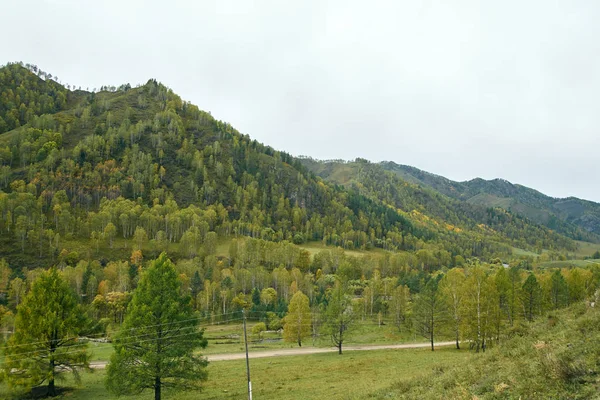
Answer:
[{"xmin": 3, "ymin": 0, "xmax": 600, "ymax": 201}]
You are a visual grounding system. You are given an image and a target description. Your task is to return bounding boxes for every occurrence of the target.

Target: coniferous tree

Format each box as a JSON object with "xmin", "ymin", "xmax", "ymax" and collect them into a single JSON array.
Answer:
[
  {"xmin": 521, "ymin": 273, "xmax": 542, "ymax": 322},
  {"xmin": 550, "ymin": 269, "xmax": 569, "ymax": 309},
  {"xmin": 1, "ymin": 268, "xmax": 90, "ymax": 397},
  {"xmin": 106, "ymin": 253, "xmax": 208, "ymax": 400},
  {"xmin": 413, "ymin": 275, "xmax": 446, "ymax": 351}
]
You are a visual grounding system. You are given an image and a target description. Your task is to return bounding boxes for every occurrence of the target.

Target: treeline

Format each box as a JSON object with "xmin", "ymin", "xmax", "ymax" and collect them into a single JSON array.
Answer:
[
  {"xmin": 0, "ymin": 63, "xmax": 68, "ymax": 133},
  {"xmin": 0, "ymin": 248, "xmax": 598, "ymax": 397},
  {"xmin": 0, "ymin": 239, "xmax": 596, "ymax": 347}
]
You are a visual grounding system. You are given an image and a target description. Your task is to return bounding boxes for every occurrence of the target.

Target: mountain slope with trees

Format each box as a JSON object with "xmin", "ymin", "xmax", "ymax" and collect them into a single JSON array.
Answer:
[
  {"xmin": 377, "ymin": 300, "xmax": 600, "ymax": 399},
  {"xmin": 0, "ymin": 61, "xmax": 579, "ymax": 271},
  {"xmin": 0, "ymin": 62, "xmax": 422, "ymax": 269},
  {"xmin": 380, "ymin": 161, "xmax": 600, "ymax": 241},
  {"xmin": 299, "ymin": 158, "xmax": 577, "ymax": 255}
]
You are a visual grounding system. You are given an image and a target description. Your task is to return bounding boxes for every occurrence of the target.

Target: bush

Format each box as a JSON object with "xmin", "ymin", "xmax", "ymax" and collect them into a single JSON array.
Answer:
[{"xmin": 251, "ymin": 322, "xmax": 266, "ymax": 341}]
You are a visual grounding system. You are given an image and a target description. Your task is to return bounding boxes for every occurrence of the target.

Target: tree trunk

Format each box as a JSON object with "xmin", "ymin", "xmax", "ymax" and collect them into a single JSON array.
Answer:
[
  {"xmin": 455, "ymin": 330, "xmax": 460, "ymax": 350},
  {"xmin": 298, "ymin": 338, "xmax": 302, "ymax": 347},
  {"xmin": 49, "ymin": 338, "xmax": 56, "ymax": 396},
  {"xmin": 430, "ymin": 313, "xmax": 435, "ymax": 351},
  {"xmin": 48, "ymin": 376, "xmax": 56, "ymax": 397},
  {"xmin": 154, "ymin": 376, "xmax": 161, "ymax": 400},
  {"xmin": 338, "ymin": 324, "xmax": 343, "ymax": 354},
  {"xmin": 430, "ymin": 330, "xmax": 434, "ymax": 351}
]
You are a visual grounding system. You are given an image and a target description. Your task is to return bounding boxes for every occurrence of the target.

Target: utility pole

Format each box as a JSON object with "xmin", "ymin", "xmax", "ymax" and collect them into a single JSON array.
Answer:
[{"xmin": 243, "ymin": 309, "xmax": 252, "ymax": 400}]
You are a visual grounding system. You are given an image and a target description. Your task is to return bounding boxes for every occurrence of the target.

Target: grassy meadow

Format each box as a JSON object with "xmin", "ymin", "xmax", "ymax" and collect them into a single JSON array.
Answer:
[
  {"xmin": 85, "ymin": 318, "xmax": 421, "ymax": 361},
  {"xmin": 1, "ymin": 347, "xmax": 468, "ymax": 400},
  {"xmin": 574, "ymin": 240, "xmax": 600, "ymax": 257}
]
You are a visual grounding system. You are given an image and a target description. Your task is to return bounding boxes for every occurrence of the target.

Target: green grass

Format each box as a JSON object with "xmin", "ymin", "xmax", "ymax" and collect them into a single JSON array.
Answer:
[
  {"xmin": 0, "ymin": 347, "xmax": 467, "ymax": 399},
  {"xmin": 537, "ymin": 259, "xmax": 599, "ymax": 269},
  {"xmin": 574, "ymin": 240, "xmax": 600, "ymax": 257},
  {"xmin": 512, "ymin": 246, "xmax": 539, "ymax": 257},
  {"xmin": 375, "ymin": 302, "xmax": 600, "ymax": 399},
  {"xmin": 89, "ymin": 319, "xmax": 423, "ymax": 361},
  {"xmin": 297, "ymin": 241, "xmax": 383, "ymax": 258},
  {"xmin": 202, "ymin": 321, "xmax": 289, "ymax": 355},
  {"xmin": 215, "ymin": 236, "xmax": 386, "ymax": 260},
  {"xmin": 88, "ymin": 342, "xmax": 114, "ymax": 361}
]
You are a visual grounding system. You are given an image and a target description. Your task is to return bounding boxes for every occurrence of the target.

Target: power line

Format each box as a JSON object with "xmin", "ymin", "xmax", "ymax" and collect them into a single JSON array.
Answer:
[
  {"xmin": 0, "ymin": 317, "xmax": 246, "ymax": 364},
  {"xmin": 0, "ymin": 310, "xmax": 395, "ymax": 364},
  {"xmin": 0, "ymin": 329, "xmax": 213, "ymax": 367},
  {"xmin": 2, "ymin": 311, "xmax": 247, "ymax": 349}
]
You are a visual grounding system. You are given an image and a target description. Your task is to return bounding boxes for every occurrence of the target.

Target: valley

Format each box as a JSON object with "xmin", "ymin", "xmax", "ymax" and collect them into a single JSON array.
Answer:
[{"xmin": 0, "ymin": 61, "xmax": 600, "ymax": 399}]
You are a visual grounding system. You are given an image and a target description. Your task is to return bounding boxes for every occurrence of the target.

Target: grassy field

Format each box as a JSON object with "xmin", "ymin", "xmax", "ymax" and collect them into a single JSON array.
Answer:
[
  {"xmin": 511, "ymin": 246, "xmax": 540, "ymax": 257},
  {"xmin": 297, "ymin": 241, "xmax": 381, "ymax": 258},
  {"xmin": 216, "ymin": 237, "xmax": 382, "ymax": 259},
  {"xmin": 574, "ymin": 240, "xmax": 600, "ymax": 257},
  {"xmin": 85, "ymin": 319, "xmax": 421, "ymax": 362},
  {"xmin": 0, "ymin": 347, "xmax": 468, "ymax": 399},
  {"xmin": 537, "ymin": 259, "xmax": 600, "ymax": 269},
  {"xmin": 375, "ymin": 302, "xmax": 600, "ymax": 399}
]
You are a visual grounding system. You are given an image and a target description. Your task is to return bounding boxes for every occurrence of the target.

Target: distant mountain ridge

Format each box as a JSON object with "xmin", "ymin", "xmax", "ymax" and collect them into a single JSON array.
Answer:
[{"xmin": 380, "ymin": 161, "xmax": 600, "ymax": 240}]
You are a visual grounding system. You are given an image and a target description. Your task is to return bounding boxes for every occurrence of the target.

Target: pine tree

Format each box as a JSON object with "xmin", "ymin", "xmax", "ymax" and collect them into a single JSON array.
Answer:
[
  {"xmin": 521, "ymin": 273, "xmax": 542, "ymax": 322},
  {"xmin": 1, "ymin": 268, "xmax": 90, "ymax": 397},
  {"xmin": 106, "ymin": 253, "xmax": 208, "ymax": 400},
  {"xmin": 550, "ymin": 269, "xmax": 568, "ymax": 309},
  {"xmin": 413, "ymin": 275, "xmax": 446, "ymax": 351}
]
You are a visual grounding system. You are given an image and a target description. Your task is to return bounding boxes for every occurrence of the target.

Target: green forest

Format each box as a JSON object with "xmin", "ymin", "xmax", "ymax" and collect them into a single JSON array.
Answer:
[{"xmin": 1, "ymin": 61, "xmax": 600, "ymax": 399}]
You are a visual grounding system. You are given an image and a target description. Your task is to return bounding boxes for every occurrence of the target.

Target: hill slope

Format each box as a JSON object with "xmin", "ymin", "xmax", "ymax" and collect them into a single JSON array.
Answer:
[
  {"xmin": 376, "ymin": 302, "xmax": 600, "ymax": 399},
  {"xmin": 0, "ymin": 62, "xmax": 580, "ymax": 269},
  {"xmin": 381, "ymin": 161, "xmax": 600, "ymax": 241},
  {"xmin": 300, "ymin": 158, "xmax": 576, "ymax": 255}
]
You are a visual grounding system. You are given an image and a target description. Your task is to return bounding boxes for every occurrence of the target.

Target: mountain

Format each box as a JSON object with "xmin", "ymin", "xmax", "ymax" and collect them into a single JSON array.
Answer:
[
  {"xmin": 380, "ymin": 161, "xmax": 600, "ymax": 241},
  {"xmin": 0, "ymin": 62, "xmax": 581, "ymax": 269},
  {"xmin": 299, "ymin": 158, "xmax": 576, "ymax": 254}
]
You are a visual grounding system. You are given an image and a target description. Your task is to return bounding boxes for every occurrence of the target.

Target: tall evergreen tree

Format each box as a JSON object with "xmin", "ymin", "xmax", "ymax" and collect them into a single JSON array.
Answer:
[
  {"xmin": 413, "ymin": 275, "xmax": 446, "ymax": 351},
  {"xmin": 550, "ymin": 269, "xmax": 569, "ymax": 309},
  {"xmin": 106, "ymin": 253, "xmax": 208, "ymax": 400},
  {"xmin": 521, "ymin": 273, "xmax": 542, "ymax": 322},
  {"xmin": 1, "ymin": 268, "xmax": 89, "ymax": 397}
]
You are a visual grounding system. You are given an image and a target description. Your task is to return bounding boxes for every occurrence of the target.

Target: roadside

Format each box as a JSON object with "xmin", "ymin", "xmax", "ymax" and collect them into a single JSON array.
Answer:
[{"xmin": 90, "ymin": 341, "xmax": 455, "ymax": 368}]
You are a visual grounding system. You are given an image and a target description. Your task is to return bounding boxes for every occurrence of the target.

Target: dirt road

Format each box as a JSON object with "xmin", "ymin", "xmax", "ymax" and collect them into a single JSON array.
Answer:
[{"xmin": 90, "ymin": 341, "xmax": 455, "ymax": 368}]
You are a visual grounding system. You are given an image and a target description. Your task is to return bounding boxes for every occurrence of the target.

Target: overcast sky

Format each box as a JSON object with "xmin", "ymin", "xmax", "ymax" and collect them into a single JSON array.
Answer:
[{"xmin": 3, "ymin": 0, "xmax": 600, "ymax": 201}]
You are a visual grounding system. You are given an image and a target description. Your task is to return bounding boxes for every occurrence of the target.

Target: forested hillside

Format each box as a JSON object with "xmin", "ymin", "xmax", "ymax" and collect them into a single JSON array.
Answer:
[
  {"xmin": 0, "ymin": 62, "xmax": 578, "ymax": 272},
  {"xmin": 381, "ymin": 161, "xmax": 600, "ymax": 241},
  {"xmin": 300, "ymin": 158, "xmax": 576, "ymax": 255},
  {"xmin": 0, "ymin": 63, "xmax": 69, "ymax": 134},
  {"xmin": 0, "ymin": 62, "xmax": 425, "ymax": 269}
]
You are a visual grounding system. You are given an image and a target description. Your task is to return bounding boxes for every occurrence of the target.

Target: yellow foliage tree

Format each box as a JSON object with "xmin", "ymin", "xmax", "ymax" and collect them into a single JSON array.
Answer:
[{"xmin": 283, "ymin": 290, "xmax": 311, "ymax": 347}]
